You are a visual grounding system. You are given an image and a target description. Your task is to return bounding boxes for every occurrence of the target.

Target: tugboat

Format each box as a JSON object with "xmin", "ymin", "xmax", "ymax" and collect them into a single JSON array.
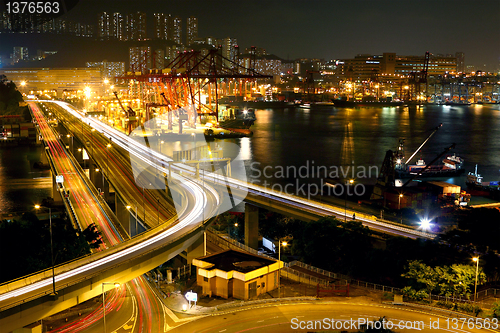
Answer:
[
  {"xmin": 466, "ymin": 165, "xmax": 500, "ymax": 198},
  {"xmin": 218, "ymin": 106, "xmax": 256, "ymax": 132}
]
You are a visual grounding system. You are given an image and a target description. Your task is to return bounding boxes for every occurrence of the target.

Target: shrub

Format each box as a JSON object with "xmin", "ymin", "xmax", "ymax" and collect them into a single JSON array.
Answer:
[{"xmin": 382, "ymin": 292, "xmax": 394, "ymax": 301}]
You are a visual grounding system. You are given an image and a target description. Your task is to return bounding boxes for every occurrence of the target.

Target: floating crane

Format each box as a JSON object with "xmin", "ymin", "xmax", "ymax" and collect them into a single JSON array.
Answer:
[
  {"xmin": 395, "ymin": 123, "xmax": 442, "ymax": 171},
  {"xmin": 371, "ymin": 123, "xmax": 443, "ymax": 203}
]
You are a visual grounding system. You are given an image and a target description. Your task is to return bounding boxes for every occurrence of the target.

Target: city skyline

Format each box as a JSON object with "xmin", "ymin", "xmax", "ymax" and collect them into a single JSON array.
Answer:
[
  {"xmin": 57, "ymin": 0, "xmax": 499, "ymax": 70},
  {"xmin": 1, "ymin": 1, "xmax": 499, "ymax": 71}
]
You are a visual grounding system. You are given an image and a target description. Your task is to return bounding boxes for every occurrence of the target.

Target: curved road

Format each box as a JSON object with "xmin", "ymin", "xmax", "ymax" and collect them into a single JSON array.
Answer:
[{"xmin": 169, "ymin": 302, "xmax": 499, "ymax": 333}]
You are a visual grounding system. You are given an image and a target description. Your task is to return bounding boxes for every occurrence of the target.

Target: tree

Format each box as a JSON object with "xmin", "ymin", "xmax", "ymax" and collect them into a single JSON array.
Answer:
[
  {"xmin": 403, "ymin": 260, "xmax": 487, "ymax": 299},
  {"xmin": 0, "ymin": 76, "xmax": 23, "ymax": 115},
  {"xmin": 290, "ymin": 217, "xmax": 372, "ymax": 275},
  {"xmin": 0, "ymin": 212, "xmax": 97, "ymax": 283},
  {"xmin": 492, "ymin": 301, "xmax": 500, "ymax": 319},
  {"xmin": 402, "ymin": 260, "xmax": 439, "ymax": 297},
  {"xmin": 441, "ymin": 208, "xmax": 500, "ymax": 253}
]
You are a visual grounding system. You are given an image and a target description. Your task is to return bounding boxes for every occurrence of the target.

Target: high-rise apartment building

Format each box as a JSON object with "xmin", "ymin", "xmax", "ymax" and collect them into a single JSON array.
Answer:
[
  {"xmin": 166, "ymin": 45, "xmax": 186, "ymax": 63},
  {"xmin": 455, "ymin": 52, "xmax": 465, "ymax": 73},
  {"xmin": 98, "ymin": 12, "xmax": 111, "ymax": 40},
  {"xmin": 86, "ymin": 61, "xmax": 126, "ymax": 79},
  {"xmin": 125, "ymin": 12, "xmax": 147, "ymax": 41},
  {"xmin": 154, "ymin": 13, "xmax": 166, "ymax": 39},
  {"xmin": 186, "ymin": 17, "xmax": 198, "ymax": 45},
  {"xmin": 12, "ymin": 47, "xmax": 29, "ymax": 63},
  {"xmin": 129, "ymin": 46, "xmax": 151, "ymax": 72},
  {"xmin": 113, "ymin": 13, "xmax": 124, "ymax": 40},
  {"xmin": 170, "ymin": 16, "xmax": 182, "ymax": 44},
  {"xmin": 153, "ymin": 49, "xmax": 165, "ymax": 69},
  {"xmin": 221, "ymin": 37, "xmax": 238, "ymax": 67}
]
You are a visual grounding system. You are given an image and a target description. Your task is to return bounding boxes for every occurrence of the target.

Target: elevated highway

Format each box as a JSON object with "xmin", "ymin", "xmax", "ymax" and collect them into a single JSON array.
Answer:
[
  {"xmin": 0, "ymin": 102, "xmax": 220, "ymax": 332},
  {"xmin": 50, "ymin": 101, "xmax": 431, "ymax": 240},
  {"xmin": 0, "ymin": 100, "xmax": 433, "ymax": 331}
]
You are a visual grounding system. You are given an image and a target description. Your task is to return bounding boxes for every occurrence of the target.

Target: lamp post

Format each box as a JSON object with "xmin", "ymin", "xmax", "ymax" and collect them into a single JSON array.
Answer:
[
  {"xmin": 159, "ymin": 140, "xmax": 164, "ymax": 155},
  {"xmin": 191, "ymin": 133, "xmax": 196, "ymax": 160},
  {"xmin": 102, "ymin": 282, "xmax": 120, "ymax": 333},
  {"xmin": 34, "ymin": 205, "xmax": 56, "ymax": 296},
  {"xmin": 278, "ymin": 240, "xmax": 287, "ymax": 298},
  {"xmin": 157, "ymin": 197, "xmax": 160, "ymax": 225},
  {"xmin": 345, "ymin": 179, "xmax": 354, "ymax": 222},
  {"xmin": 95, "ymin": 168, "xmax": 104, "ymax": 193},
  {"xmin": 399, "ymin": 193, "xmax": 404, "ymax": 223},
  {"xmin": 126, "ymin": 205, "xmax": 138, "ymax": 235},
  {"xmin": 20, "ymin": 80, "xmax": 26, "ymax": 95},
  {"xmin": 106, "ymin": 141, "xmax": 111, "ymax": 178},
  {"xmin": 473, "ymin": 257, "xmax": 479, "ymax": 302}
]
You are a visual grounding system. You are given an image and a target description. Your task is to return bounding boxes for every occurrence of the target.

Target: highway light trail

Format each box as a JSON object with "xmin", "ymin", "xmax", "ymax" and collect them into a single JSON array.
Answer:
[
  {"xmin": 0, "ymin": 101, "xmax": 218, "ymax": 333},
  {"xmin": 50, "ymin": 101, "xmax": 428, "ymax": 239}
]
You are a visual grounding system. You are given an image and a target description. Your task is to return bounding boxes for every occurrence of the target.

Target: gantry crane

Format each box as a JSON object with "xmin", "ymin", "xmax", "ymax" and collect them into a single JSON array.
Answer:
[{"xmin": 113, "ymin": 91, "xmax": 136, "ymax": 135}]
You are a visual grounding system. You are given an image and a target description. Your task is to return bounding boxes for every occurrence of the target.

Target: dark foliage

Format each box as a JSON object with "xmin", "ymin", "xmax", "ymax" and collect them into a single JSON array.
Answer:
[
  {"xmin": 0, "ymin": 75, "xmax": 24, "ymax": 115},
  {"xmin": 0, "ymin": 212, "xmax": 101, "ymax": 283}
]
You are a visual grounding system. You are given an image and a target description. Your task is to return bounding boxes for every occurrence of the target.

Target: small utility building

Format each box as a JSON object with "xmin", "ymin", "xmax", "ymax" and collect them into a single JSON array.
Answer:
[{"xmin": 193, "ymin": 249, "xmax": 281, "ymax": 300}]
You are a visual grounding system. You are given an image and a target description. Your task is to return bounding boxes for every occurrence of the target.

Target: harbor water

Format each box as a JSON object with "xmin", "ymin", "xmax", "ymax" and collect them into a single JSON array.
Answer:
[{"xmin": 2, "ymin": 103, "xmax": 500, "ymax": 213}]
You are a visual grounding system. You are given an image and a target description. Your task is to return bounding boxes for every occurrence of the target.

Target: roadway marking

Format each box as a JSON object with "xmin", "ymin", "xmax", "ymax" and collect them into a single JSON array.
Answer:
[
  {"xmin": 219, "ymin": 329, "xmax": 227, "ymax": 332},
  {"xmin": 114, "ymin": 284, "xmax": 138, "ymax": 332}
]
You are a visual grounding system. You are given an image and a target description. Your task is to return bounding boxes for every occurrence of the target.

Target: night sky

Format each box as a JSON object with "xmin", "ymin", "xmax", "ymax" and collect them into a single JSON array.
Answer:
[{"xmin": 4, "ymin": 0, "xmax": 500, "ymax": 70}]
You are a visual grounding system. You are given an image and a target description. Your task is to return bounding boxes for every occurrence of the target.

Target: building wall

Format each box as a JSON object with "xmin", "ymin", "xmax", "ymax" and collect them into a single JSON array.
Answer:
[
  {"xmin": 233, "ymin": 279, "xmax": 245, "ymax": 299},
  {"xmin": 0, "ymin": 68, "xmax": 102, "ymax": 94},
  {"xmin": 197, "ymin": 269, "xmax": 278, "ymax": 300},
  {"xmin": 215, "ymin": 276, "xmax": 229, "ymax": 299},
  {"xmin": 338, "ymin": 53, "xmax": 458, "ymax": 79},
  {"xmin": 243, "ymin": 271, "xmax": 277, "ymax": 299}
]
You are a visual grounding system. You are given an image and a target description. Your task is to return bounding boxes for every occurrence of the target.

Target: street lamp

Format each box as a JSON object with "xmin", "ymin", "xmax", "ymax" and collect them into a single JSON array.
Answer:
[
  {"xmin": 106, "ymin": 141, "xmax": 111, "ymax": 178},
  {"xmin": 278, "ymin": 240, "xmax": 287, "ymax": 298},
  {"xmin": 191, "ymin": 133, "xmax": 196, "ymax": 160},
  {"xmin": 102, "ymin": 282, "xmax": 120, "ymax": 333},
  {"xmin": 398, "ymin": 193, "xmax": 404, "ymax": 223},
  {"xmin": 159, "ymin": 140, "xmax": 164, "ymax": 155},
  {"xmin": 126, "ymin": 205, "xmax": 138, "ymax": 235},
  {"xmin": 20, "ymin": 80, "xmax": 26, "ymax": 95},
  {"xmin": 345, "ymin": 179, "xmax": 354, "ymax": 222},
  {"xmin": 473, "ymin": 257, "xmax": 479, "ymax": 302},
  {"xmin": 34, "ymin": 205, "xmax": 56, "ymax": 296}
]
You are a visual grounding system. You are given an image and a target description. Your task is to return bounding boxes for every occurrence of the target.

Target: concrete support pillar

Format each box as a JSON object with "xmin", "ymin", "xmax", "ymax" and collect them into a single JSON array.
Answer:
[
  {"xmin": 51, "ymin": 170, "xmax": 63, "ymax": 204},
  {"xmin": 186, "ymin": 233, "xmax": 205, "ymax": 264},
  {"xmin": 245, "ymin": 204, "xmax": 259, "ymax": 250},
  {"xmin": 101, "ymin": 177, "xmax": 110, "ymax": 201},
  {"xmin": 74, "ymin": 145, "xmax": 84, "ymax": 164},
  {"xmin": 89, "ymin": 164, "xmax": 104, "ymax": 193},
  {"xmin": 115, "ymin": 196, "xmax": 131, "ymax": 236}
]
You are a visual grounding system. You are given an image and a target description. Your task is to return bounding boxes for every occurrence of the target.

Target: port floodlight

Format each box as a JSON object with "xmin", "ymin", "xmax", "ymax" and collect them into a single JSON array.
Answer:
[
  {"xmin": 473, "ymin": 257, "xmax": 478, "ymax": 262},
  {"xmin": 126, "ymin": 205, "xmax": 131, "ymax": 210},
  {"xmin": 34, "ymin": 205, "xmax": 41, "ymax": 209},
  {"xmin": 20, "ymin": 81, "xmax": 26, "ymax": 87},
  {"xmin": 349, "ymin": 179, "xmax": 354, "ymax": 184},
  {"xmin": 282, "ymin": 241, "xmax": 288, "ymax": 247}
]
